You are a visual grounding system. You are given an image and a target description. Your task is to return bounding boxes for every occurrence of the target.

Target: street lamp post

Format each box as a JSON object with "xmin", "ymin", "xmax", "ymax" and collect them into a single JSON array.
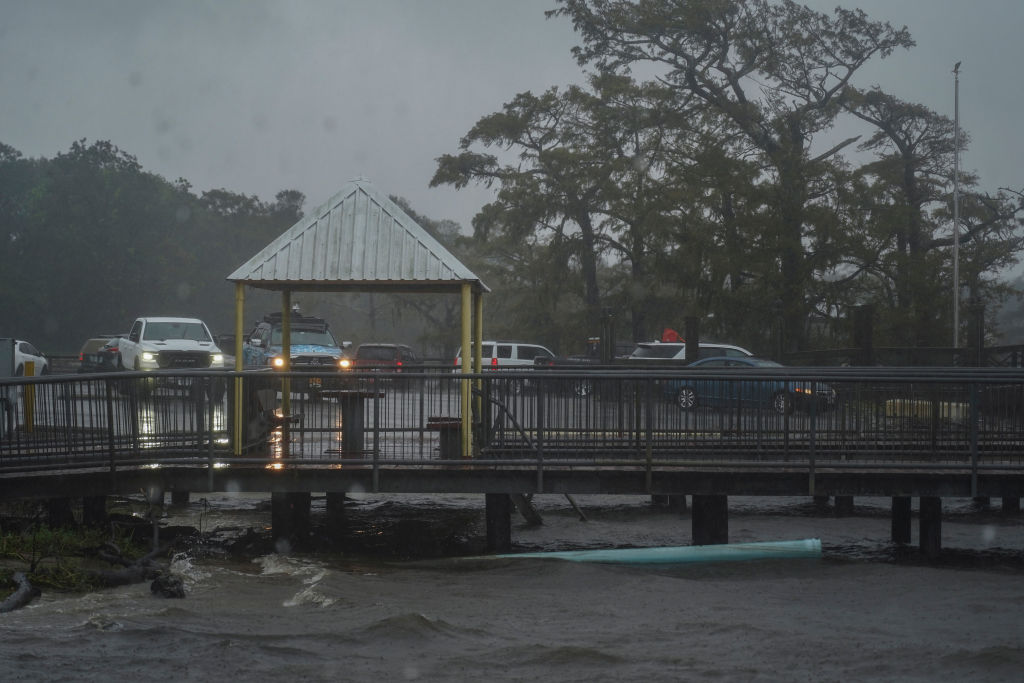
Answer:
[{"xmin": 952, "ymin": 61, "xmax": 961, "ymax": 349}]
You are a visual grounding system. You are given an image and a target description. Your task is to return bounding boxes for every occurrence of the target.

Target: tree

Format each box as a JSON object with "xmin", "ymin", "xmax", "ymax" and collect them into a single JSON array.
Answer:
[
  {"xmin": 552, "ymin": 0, "xmax": 914, "ymax": 350},
  {"xmin": 433, "ymin": 74, "xmax": 716, "ymax": 344},
  {"xmin": 843, "ymin": 88, "xmax": 1024, "ymax": 345}
]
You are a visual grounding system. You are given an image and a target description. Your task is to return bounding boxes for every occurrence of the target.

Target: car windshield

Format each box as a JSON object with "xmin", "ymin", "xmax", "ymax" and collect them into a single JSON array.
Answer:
[
  {"xmin": 458, "ymin": 345, "xmax": 494, "ymax": 358},
  {"xmin": 270, "ymin": 328, "xmax": 337, "ymax": 347},
  {"xmin": 358, "ymin": 346, "xmax": 399, "ymax": 361},
  {"xmin": 143, "ymin": 322, "xmax": 211, "ymax": 342},
  {"xmin": 631, "ymin": 344, "xmax": 682, "ymax": 359},
  {"xmin": 745, "ymin": 358, "xmax": 783, "ymax": 368}
]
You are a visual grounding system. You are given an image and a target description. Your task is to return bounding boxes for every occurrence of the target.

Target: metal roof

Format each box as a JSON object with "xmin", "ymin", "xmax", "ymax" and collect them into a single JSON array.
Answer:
[{"xmin": 227, "ymin": 177, "xmax": 488, "ymax": 293}]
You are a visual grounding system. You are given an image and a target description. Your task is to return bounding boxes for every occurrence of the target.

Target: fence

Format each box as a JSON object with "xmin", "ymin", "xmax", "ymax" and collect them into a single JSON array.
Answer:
[{"xmin": 3, "ymin": 365, "xmax": 1024, "ymax": 480}]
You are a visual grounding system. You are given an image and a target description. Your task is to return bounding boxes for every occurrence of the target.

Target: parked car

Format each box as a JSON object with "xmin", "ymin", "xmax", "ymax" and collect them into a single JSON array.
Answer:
[
  {"xmin": 353, "ymin": 343, "xmax": 419, "ymax": 371},
  {"xmin": 454, "ymin": 341, "xmax": 555, "ymax": 369},
  {"xmin": 627, "ymin": 341, "xmax": 753, "ymax": 363},
  {"xmin": 78, "ymin": 336, "xmax": 123, "ymax": 373},
  {"xmin": 664, "ymin": 356, "xmax": 836, "ymax": 415},
  {"xmin": 13, "ymin": 340, "xmax": 48, "ymax": 376},
  {"xmin": 242, "ymin": 310, "xmax": 351, "ymax": 397}
]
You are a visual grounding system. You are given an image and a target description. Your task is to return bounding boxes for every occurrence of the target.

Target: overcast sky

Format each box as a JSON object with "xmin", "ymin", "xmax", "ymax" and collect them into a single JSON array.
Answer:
[{"xmin": 3, "ymin": 0, "xmax": 1022, "ymax": 234}]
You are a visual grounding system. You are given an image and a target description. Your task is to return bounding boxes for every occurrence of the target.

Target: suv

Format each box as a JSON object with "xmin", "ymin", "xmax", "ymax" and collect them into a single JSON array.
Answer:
[
  {"xmin": 627, "ymin": 341, "xmax": 753, "ymax": 362},
  {"xmin": 242, "ymin": 311, "xmax": 351, "ymax": 396},
  {"xmin": 353, "ymin": 343, "xmax": 419, "ymax": 371},
  {"xmin": 454, "ymin": 341, "xmax": 555, "ymax": 369},
  {"xmin": 78, "ymin": 335, "xmax": 123, "ymax": 373}
]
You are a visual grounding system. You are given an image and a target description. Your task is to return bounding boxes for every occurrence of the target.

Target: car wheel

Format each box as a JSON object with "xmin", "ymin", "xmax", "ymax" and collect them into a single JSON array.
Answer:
[
  {"xmin": 14, "ymin": 365, "xmax": 23, "ymax": 376},
  {"xmin": 772, "ymin": 391, "xmax": 794, "ymax": 416},
  {"xmin": 209, "ymin": 378, "xmax": 227, "ymax": 402},
  {"xmin": 135, "ymin": 378, "xmax": 154, "ymax": 399},
  {"xmin": 676, "ymin": 386, "xmax": 697, "ymax": 410},
  {"xmin": 573, "ymin": 380, "xmax": 592, "ymax": 398},
  {"xmin": 117, "ymin": 355, "xmax": 125, "ymax": 370}
]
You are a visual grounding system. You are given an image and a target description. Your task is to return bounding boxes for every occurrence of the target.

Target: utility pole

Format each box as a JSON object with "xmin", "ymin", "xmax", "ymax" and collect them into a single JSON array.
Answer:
[{"xmin": 952, "ymin": 61, "xmax": 961, "ymax": 348}]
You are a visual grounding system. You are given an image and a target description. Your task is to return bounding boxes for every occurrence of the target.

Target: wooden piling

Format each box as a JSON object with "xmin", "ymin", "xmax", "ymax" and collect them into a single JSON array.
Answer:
[
  {"xmin": 692, "ymin": 494, "xmax": 728, "ymax": 545},
  {"xmin": 485, "ymin": 493, "xmax": 512, "ymax": 553},
  {"xmin": 919, "ymin": 496, "xmax": 942, "ymax": 559},
  {"xmin": 891, "ymin": 496, "xmax": 911, "ymax": 544}
]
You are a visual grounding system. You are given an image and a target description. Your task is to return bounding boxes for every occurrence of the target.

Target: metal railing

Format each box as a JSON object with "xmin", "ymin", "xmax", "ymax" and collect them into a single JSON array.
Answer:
[{"xmin": 2, "ymin": 366, "xmax": 1023, "ymax": 477}]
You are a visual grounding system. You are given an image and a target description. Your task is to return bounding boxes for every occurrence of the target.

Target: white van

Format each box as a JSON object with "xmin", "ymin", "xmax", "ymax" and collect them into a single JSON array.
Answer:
[{"xmin": 454, "ymin": 341, "xmax": 555, "ymax": 369}]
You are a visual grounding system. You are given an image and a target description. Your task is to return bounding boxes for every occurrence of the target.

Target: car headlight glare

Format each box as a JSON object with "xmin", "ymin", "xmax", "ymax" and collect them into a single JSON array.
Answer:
[
  {"xmin": 271, "ymin": 356, "xmax": 285, "ymax": 369},
  {"xmin": 141, "ymin": 352, "xmax": 156, "ymax": 362},
  {"xmin": 212, "ymin": 354, "xmax": 224, "ymax": 365},
  {"xmin": 339, "ymin": 358, "xmax": 352, "ymax": 369}
]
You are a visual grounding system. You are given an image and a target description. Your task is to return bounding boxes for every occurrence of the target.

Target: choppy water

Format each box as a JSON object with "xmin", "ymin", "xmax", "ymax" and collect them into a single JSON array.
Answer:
[{"xmin": 2, "ymin": 493, "xmax": 1023, "ymax": 682}]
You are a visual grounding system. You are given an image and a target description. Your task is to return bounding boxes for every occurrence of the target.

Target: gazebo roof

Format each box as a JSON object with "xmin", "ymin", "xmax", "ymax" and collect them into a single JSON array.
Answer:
[{"xmin": 227, "ymin": 177, "xmax": 487, "ymax": 293}]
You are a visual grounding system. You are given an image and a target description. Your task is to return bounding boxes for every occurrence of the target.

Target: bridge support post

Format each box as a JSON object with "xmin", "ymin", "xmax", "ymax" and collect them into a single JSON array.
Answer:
[
  {"xmin": 82, "ymin": 496, "xmax": 108, "ymax": 527},
  {"xmin": 692, "ymin": 495, "xmax": 728, "ymax": 545},
  {"xmin": 891, "ymin": 496, "xmax": 911, "ymax": 544},
  {"xmin": 326, "ymin": 492, "xmax": 347, "ymax": 539},
  {"xmin": 46, "ymin": 498, "xmax": 75, "ymax": 528},
  {"xmin": 919, "ymin": 496, "xmax": 942, "ymax": 559},
  {"xmin": 834, "ymin": 496, "xmax": 854, "ymax": 516},
  {"xmin": 485, "ymin": 493, "xmax": 512, "ymax": 553},
  {"xmin": 271, "ymin": 492, "xmax": 311, "ymax": 549},
  {"xmin": 668, "ymin": 495, "xmax": 688, "ymax": 514},
  {"xmin": 1002, "ymin": 497, "xmax": 1021, "ymax": 514}
]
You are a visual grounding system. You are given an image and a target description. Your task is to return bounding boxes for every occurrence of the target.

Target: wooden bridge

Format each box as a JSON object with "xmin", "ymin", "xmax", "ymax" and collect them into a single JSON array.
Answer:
[{"xmin": 2, "ymin": 365, "xmax": 1022, "ymax": 555}]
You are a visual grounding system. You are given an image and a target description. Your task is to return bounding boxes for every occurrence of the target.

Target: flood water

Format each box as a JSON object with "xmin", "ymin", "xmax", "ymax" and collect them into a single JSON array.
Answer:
[{"xmin": 2, "ymin": 493, "xmax": 1023, "ymax": 682}]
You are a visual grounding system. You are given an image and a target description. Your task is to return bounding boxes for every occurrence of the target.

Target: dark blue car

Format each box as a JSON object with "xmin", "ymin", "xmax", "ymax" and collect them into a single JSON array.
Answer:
[{"xmin": 665, "ymin": 357, "xmax": 836, "ymax": 415}]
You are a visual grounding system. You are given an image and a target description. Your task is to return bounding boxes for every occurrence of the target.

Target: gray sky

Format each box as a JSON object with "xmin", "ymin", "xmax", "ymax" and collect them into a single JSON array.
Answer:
[{"xmin": 3, "ymin": 0, "xmax": 1022, "ymax": 234}]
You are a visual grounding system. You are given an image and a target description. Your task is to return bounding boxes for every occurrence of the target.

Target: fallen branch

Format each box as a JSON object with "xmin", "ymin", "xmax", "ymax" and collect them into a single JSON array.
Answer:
[
  {"xmin": 90, "ymin": 544, "xmax": 167, "ymax": 588},
  {"xmin": 0, "ymin": 572, "xmax": 41, "ymax": 613}
]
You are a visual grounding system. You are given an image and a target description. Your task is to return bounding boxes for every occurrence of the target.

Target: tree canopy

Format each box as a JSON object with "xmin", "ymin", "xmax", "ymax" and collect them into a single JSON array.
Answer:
[{"xmin": 431, "ymin": 0, "xmax": 1024, "ymax": 354}]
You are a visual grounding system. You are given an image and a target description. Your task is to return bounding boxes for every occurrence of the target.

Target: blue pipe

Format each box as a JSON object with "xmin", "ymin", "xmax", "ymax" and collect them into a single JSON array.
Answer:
[{"xmin": 494, "ymin": 539, "xmax": 822, "ymax": 564}]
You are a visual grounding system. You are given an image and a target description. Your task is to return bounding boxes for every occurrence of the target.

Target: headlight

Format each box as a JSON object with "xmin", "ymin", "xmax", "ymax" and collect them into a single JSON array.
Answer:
[
  {"xmin": 271, "ymin": 356, "xmax": 285, "ymax": 369},
  {"xmin": 339, "ymin": 358, "xmax": 352, "ymax": 370},
  {"xmin": 211, "ymin": 354, "xmax": 224, "ymax": 365},
  {"xmin": 141, "ymin": 352, "xmax": 156, "ymax": 362}
]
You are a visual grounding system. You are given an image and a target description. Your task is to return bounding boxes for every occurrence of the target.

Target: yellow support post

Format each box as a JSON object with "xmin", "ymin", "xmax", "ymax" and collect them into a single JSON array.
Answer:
[
  {"xmin": 473, "ymin": 290, "xmax": 483, "ymax": 422},
  {"xmin": 233, "ymin": 283, "xmax": 245, "ymax": 455},
  {"xmin": 461, "ymin": 283, "xmax": 472, "ymax": 459},
  {"xmin": 281, "ymin": 291, "xmax": 292, "ymax": 457}
]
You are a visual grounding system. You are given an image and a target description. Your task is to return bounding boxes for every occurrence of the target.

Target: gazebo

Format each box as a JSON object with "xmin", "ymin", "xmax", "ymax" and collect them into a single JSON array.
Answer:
[{"xmin": 226, "ymin": 177, "xmax": 489, "ymax": 456}]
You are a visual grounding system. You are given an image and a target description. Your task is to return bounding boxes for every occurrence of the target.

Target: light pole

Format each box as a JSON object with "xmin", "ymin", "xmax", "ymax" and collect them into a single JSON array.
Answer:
[{"xmin": 952, "ymin": 61, "xmax": 961, "ymax": 349}]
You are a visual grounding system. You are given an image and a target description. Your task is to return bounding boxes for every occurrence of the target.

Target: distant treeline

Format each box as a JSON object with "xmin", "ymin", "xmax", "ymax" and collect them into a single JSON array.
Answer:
[{"xmin": 0, "ymin": 139, "xmax": 476, "ymax": 357}]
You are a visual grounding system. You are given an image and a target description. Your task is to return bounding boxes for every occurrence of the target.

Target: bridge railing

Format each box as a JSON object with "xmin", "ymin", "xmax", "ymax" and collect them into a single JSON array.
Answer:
[{"xmin": 2, "ymin": 366, "xmax": 1023, "ymax": 475}]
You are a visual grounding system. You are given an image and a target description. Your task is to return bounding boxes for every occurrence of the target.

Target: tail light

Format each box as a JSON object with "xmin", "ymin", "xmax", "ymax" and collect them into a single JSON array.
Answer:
[{"xmin": 491, "ymin": 357, "xmax": 498, "ymax": 367}]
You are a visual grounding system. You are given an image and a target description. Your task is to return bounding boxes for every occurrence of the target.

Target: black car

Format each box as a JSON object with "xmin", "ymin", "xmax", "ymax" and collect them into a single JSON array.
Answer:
[{"xmin": 77, "ymin": 336, "xmax": 122, "ymax": 373}]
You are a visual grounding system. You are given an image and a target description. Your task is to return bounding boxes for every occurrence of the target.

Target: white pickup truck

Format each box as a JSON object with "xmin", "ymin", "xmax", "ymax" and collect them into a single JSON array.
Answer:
[{"xmin": 117, "ymin": 317, "xmax": 225, "ymax": 371}]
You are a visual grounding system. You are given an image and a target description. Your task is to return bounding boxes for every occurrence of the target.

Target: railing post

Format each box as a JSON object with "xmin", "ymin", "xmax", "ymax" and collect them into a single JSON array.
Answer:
[
  {"xmin": 808, "ymin": 383, "xmax": 817, "ymax": 496},
  {"xmin": 970, "ymin": 381, "xmax": 979, "ymax": 498},
  {"xmin": 645, "ymin": 378, "xmax": 654, "ymax": 492},
  {"xmin": 535, "ymin": 375, "xmax": 545, "ymax": 493},
  {"xmin": 372, "ymin": 390, "xmax": 380, "ymax": 493},
  {"xmin": 104, "ymin": 378, "xmax": 117, "ymax": 475}
]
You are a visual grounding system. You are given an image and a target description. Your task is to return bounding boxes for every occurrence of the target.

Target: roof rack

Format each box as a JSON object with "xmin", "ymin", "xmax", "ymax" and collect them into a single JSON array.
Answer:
[{"xmin": 261, "ymin": 311, "xmax": 330, "ymax": 329}]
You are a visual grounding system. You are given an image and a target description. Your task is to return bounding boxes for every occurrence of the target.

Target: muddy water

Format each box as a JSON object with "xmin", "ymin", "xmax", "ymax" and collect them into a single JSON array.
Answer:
[{"xmin": 1, "ymin": 494, "xmax": 1022, "ymax": 682}]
